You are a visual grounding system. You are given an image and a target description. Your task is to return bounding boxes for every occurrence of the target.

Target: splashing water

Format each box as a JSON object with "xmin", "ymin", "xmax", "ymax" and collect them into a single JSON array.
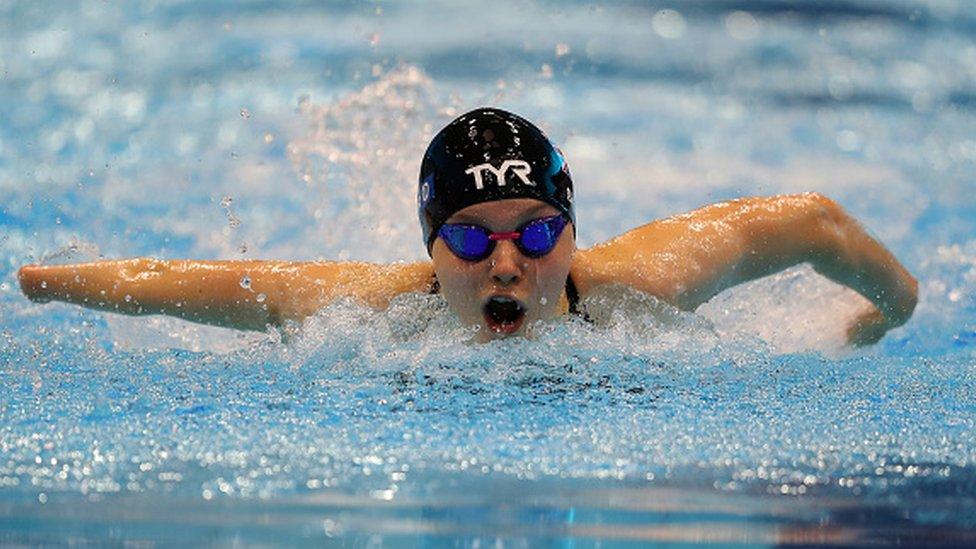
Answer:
[
  {"xmin": 288, "ymin": 66, "xmax": 454, "ymax": 263},
  {"xmin": 3, "ymin": 0, "xmax": 976, "ymax": 544}
]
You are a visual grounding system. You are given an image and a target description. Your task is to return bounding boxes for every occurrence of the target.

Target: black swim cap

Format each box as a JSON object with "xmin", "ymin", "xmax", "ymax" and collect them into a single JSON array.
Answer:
[{"xmin": 418, "ymin": 107, "xmax": 575, "ymax": 254}]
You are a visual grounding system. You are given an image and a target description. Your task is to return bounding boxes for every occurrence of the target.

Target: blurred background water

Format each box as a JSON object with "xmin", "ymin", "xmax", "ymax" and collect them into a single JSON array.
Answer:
[{"xmin": 2, "ymin": 0, "xmax": 976, "ymax": 545}]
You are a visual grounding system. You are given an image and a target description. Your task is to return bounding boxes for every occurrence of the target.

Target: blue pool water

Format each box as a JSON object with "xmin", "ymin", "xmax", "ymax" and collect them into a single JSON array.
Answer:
[{"xmin": 2, "ymin": 0, "xmax": 976, "ymax": 545}]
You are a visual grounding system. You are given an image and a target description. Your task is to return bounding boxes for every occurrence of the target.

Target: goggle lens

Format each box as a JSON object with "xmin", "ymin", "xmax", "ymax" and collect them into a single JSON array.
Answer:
[
  {"xmin": 520, "ymin": 216, "xmax": 564, "ymax": 257},
  {"xmin": 440, "ymin": 224, "xmax": 491, "ymax": 261}
]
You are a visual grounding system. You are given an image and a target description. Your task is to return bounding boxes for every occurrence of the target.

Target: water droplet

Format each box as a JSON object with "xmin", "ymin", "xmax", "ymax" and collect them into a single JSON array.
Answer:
[
  {"xmin": 264, "ymin": 133, "xmax": 274, "ymax": 144},
  {"xmin": 256, "ymin": 293, "xmax": 266, "ymax": 303},
  {"xmin": 239, "ymin": 108, "xmax": 250, "ymax": 119},
  {"xmin": 40, "ymin": 281, "xmax": 47, "ymax": 289},
  {"xmin": 725, "ymin": 11, "xmax": 759, "ymax": 40},
  {"xmin": 540, "ymin": 296, "xmax": 548, "ymax": 305},
  {"xmin": 239, "ymin": 276, "xmax": 251, "ymax": 289},
  {"xmin": 836, "ymin": 130, "xmax": 860, "ymax": 152},
  {"xmin": 652, "ymin": 9, "xmax": 686, "ymax": 40},
  {"xmin": 124, "ymin": 294, "xmax": 132, "ymax": 302},
  {"xmin": 555, "ymin": 43, "xmax": 570, "ymax": 57}
]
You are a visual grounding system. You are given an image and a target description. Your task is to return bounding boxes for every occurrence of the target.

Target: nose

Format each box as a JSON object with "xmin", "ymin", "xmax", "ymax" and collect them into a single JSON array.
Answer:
[{"xmin": 488, "ymin": 240, "xmax": 525, "ymax": 286}]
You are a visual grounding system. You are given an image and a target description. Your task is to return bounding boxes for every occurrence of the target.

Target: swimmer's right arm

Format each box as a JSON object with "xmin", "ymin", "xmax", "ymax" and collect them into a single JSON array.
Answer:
[
  {"xmin": 17, "ymin": 259, "xmax": 436, "ymax": 331},
  {"xmin": 573, "ymin": 193, "xmax": 918, "ymax": 344}
]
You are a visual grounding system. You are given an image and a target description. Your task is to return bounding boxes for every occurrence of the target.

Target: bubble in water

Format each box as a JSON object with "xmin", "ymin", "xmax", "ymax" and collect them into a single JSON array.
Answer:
[
  {"xmin": 256, "ymin": 293, "xmax": 266, "ymax": 303},
  {"xmin": 124, "ymin": 294, "xmax": 132, "ymax": 302},
  {"xmin": 539, "ymin": 64, "xmax": 553, "ymax": 79},
  {"xmin": 652, "ymin": 9, "xmax": 686, "ymax": 39},
  {"xmin": 240, "ymin": 108, "xmax": 251, "ymax": 119},
  {"xmin": 239, "ymin": 276, "xmax": 251, "ymax": 289},
  {"xmin": 836, "ymin": 130, "xmax": 860, "ymax": 152},
  {"xmin": 725, "ymin": 11, "xmax": 759, "ymax": 40},
  {"xmin": 539, "ymin": 297, "xmax": 548, "ymax": 305},
  {"xmin": 40, "ymin": 281, "xmax": 47, "ymax": 289},
  {"xmin": 828, "ymin": 75, "xmax": 853, "ymax": 101},
  {"xmin": 555, "ymin": 43, "xmax": 570, "ymax": 57}
]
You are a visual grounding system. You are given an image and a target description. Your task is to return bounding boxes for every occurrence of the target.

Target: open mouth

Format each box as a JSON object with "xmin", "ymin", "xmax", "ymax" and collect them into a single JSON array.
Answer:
[{"xmin": 483, "ymin": 296, "xmax": 526, "ymax": 335}]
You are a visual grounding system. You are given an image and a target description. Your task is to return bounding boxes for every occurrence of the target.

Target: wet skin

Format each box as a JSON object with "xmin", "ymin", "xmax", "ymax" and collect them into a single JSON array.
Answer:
[
  {"xmin": 17, "ymin": 193, "xmax": 917, "ymax": 347},
  {"xmin": 430, "ymin": 198, "xmax": 575, "ymax": 342}
]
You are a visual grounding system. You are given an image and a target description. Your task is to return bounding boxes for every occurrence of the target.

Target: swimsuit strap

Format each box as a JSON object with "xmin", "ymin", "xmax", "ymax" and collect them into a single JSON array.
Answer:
[{"xmin": 565, "ymin": 274, "xmax": 582, "ymax": 317}]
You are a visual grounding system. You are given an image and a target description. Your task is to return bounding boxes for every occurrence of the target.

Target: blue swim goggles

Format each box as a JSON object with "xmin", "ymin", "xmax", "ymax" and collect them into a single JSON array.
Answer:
[{"xmin": 438, "ymin": 214, "xmax": 569, "ymax": 262}]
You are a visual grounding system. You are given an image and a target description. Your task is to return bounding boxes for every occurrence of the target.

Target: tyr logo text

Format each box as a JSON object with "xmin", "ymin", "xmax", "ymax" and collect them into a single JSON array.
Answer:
[{"xmin": 464, "ymin": 160, "xmax": 534, "ymax": 190}]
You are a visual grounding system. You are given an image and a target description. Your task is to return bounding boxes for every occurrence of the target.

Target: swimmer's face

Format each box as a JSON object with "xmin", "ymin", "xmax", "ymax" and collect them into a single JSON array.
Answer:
[{"xmin": 431, "ymin": 198, "xmax": 575, "ymax": 342}]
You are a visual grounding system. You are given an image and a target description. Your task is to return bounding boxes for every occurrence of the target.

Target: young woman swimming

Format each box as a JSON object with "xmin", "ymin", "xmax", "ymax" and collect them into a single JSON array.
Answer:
[{"xmin": 18, "ymin": 108, "xmax": 918, "ymax": 345}]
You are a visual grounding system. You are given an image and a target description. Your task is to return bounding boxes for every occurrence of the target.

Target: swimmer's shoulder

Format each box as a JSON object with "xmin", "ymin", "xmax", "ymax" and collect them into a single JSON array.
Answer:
[
  {"xmin": 568, "ymin": 222, "xmax": 683, "ymax": 307},
  {"xmin": 377, "ymin": 260, "xmax": 437, "ymax": 295},
  {"xmin": 293, "ymin": 260, "xmax": 436, "ymax": 304},
  {"xmin": 221, "ymin": 259, "xmax": 436, "ymax": 323}
]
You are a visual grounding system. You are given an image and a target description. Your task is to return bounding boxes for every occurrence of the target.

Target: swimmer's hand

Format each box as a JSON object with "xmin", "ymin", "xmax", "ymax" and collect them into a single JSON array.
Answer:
[
  {"xmin": 844, "ymin": 295, "xmax": 917, "ymax": 347},
  {"xmin": 845, "ymin": 304, "xmax": 889, "ymax": 347},
  {"xmin": 18, "ymin": 259, "xmax": 434, "ymax": 331}
]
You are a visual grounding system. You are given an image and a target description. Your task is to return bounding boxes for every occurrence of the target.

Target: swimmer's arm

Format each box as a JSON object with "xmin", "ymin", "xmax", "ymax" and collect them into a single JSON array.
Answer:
[
  {"xmin": 572, "ymin": 193, "xmax": 918, "ymax": 343},
  {"xmin": 17, "ymin": 259, "xmax": 435, "ymax": 331}
]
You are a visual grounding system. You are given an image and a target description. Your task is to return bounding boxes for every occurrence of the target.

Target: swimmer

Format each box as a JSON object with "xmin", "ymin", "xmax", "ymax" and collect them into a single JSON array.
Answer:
[{"xmin": 18, "ymin": 108, "xmax": 917, "ymax": 345}]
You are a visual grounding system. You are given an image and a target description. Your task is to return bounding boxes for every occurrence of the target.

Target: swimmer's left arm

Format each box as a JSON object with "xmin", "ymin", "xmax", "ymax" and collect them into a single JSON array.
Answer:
[{"xmin": 572, "ymin": 193, "xmax": 918, "ymax": 344}]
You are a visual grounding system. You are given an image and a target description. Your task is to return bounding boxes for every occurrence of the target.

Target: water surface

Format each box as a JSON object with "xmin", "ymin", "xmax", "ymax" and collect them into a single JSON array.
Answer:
[{"xmin": 2, "ymin": 0, "xmax": 976, "ymax": 545}]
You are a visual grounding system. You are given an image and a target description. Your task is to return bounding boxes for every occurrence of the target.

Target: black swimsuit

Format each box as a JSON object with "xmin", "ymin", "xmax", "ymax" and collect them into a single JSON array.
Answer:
[{"xmin": 429, "ymin": 274, "xmax": 585, "ymax": 318}]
